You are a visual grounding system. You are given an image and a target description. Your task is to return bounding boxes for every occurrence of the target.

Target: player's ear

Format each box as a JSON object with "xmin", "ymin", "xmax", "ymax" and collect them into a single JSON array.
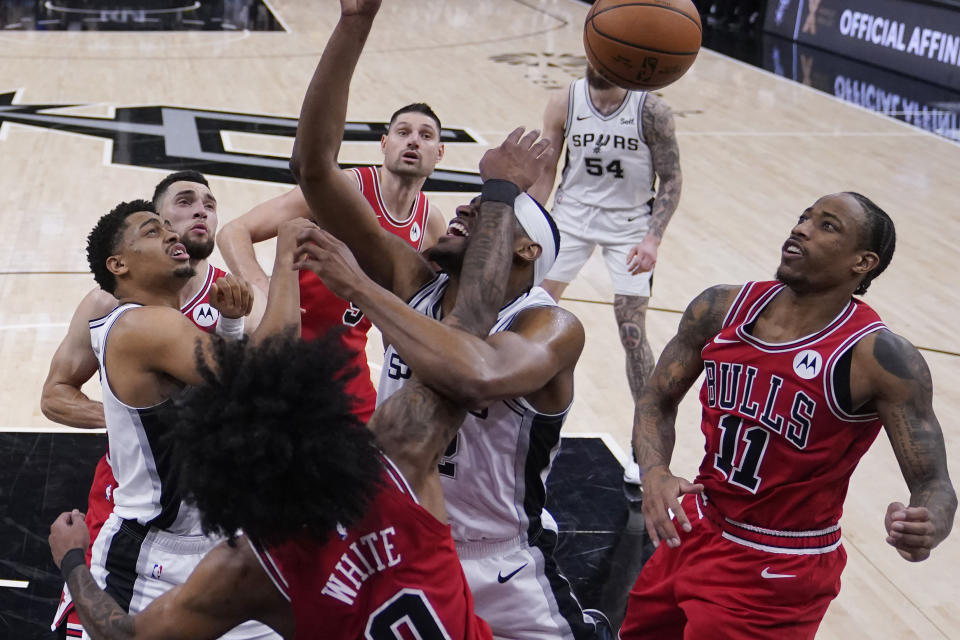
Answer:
[
  {"xmin": 437, "ymin": 143, "xmax": 445, "ymax": 161},
  {"xmin": 380, "ymin": 134, "xmax": 388, "ymax": 153},
  {"xmin": 106, "ymin": 254, "xmax": 128, "ymax": 278},
  {"xmin": 852, "ymin": 250, "xmax": 879, "ymax": 277},
  {"xmin": 515, "ymin": 237, "xmax": 542, "ymax": 264}
]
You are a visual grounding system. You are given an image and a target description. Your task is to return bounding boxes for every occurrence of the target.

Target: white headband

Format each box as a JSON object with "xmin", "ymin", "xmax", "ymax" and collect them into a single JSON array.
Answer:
[{"xmin": 513, "ymin": 193, "xmax": 559, "ymax": 287}]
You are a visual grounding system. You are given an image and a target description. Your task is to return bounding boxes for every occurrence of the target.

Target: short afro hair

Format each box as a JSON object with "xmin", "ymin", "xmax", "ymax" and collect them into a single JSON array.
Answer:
[
  {"xmin": 86, "ymin": 199, "xmax": 156, "ymax": 294},
  {"xmin": 388, "ymin": 103, "xmax": 442, "ymax": 136},
  {"xmin": 845, "ymin": 192, "xmax": 896, "ymax": 295},
  {"xmin": 152, "ymin": 170, "xmax": 210, "ymax": 209},
  {"xmin": 164, "ymin": 329, "xmax": 383, "ymax": 547}
]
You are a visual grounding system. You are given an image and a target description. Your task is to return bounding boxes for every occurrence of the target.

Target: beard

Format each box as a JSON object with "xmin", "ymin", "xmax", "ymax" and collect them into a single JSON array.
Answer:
[
  {"xmin": 174, "ymin": 264, "xmax": 197, "ymax": 280},
  {"xmin": 586, "ymin": 66, "xmax": 616, "ymax": 90},
  {"xmin": 774, "ymin": 266, "xmax": 810, "ymax": 293},
  {"xmin": 423, "ymin": 242, "xmax": 465, "ymax": 274},
  {"xmin": 183, "ymin": 235, "xmax": 214, "ymax": 260}
]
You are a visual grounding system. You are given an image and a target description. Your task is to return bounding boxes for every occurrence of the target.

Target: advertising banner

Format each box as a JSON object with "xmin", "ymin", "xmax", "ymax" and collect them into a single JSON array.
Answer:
[
  {"xmin": 762, "ymin": 36, "xmax": 960, "ymax": 141},
  {"xmin": 765, "ymin": 0, "xmax": 960, "ymax": 89}
]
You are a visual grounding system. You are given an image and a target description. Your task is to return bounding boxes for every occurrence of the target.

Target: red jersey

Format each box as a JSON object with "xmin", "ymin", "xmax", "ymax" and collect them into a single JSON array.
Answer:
[
  {"xmin": 696, "ymin": 281, "xmax": 886, "ymax": 550},
  {"xmin": 251, "ymin": 457, "xmax": 492, "ymax": 640},
  {"xmin": 299, "ymin": 166, "xmax": 431, "ymax": 422},
  {"xmin": 181, "ymin": 264, "xmax": 228, "ymax": 331}
]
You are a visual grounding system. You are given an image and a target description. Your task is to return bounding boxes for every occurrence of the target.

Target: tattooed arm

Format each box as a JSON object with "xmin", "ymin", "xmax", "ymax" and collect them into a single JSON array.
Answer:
[
  {"xmin": 852, "ymin": 330, "xmax": 957, "ymax": 562},
  {"xmin": 49, "ymin": 513, "xmax": 292, "ymax": 639},
  {"xmin": 365, "ymin": 198, "xmax": 519, "ymax": 521},
  {"xmin": 627, "ymin": 93, "xmax": 682, "ymax": 275},
  {"xmin": 634, "ymin": 285, "xmax": 739, "ymax": 548}
]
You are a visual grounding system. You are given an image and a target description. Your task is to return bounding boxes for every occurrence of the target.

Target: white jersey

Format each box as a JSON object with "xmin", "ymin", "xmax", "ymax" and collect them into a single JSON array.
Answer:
[
  {"xmin": 377, "ymin": 274, "xmax": 569, "ymax": 543},
  {"xmin": 557, "ymin": 77, "xmax": 655, "ymax": 211},
  {"xmin": 90, "ymin": 304, "xmax": 202, "ymax": 536}
]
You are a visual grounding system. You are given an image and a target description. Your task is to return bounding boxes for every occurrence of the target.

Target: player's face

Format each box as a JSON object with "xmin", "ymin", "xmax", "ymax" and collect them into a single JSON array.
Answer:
[
  {"xmin": 776, "ymin": 193, "xmax": 872, "ymax": 293},
  {"xmin": 157, "ymin": 181, "xmax": 218, "ymax": 260},
  {"xmin": 115, "ymin": 211, "xmax": 194, "ymax": 285},
  {"xmin": 380, "ymin": 112, "xmax": 444, "ymax": 179},
  {"xmin": 425, "ymin": 197, "xmax": 479, "ymax": 272}
]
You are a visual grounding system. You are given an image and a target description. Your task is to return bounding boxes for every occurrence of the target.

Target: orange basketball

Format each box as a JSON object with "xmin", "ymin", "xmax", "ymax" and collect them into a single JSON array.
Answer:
[{"xmin": 583, "ymin": 0, "xmax": 702, "ymax": 91}]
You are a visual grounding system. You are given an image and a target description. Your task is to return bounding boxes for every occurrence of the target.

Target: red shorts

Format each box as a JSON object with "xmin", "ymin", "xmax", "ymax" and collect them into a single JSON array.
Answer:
[
  {"xmin": 620, "ymin": 494, "xmax": 845, "ymax": 640},
  {"xmin": 53, "ymin": 454, "xmax": 117, "ymax": 634}
]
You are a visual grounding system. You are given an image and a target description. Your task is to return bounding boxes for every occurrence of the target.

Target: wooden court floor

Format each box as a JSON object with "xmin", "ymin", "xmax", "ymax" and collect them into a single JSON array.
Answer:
[{"xmin": 0, "ymin": 0, "xmax": 958, "ymax": 637}]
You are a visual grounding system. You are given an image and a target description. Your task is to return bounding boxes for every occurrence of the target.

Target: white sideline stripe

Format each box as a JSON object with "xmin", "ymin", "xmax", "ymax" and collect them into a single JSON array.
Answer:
[
  {"xmin": 0, "ymin": 426, "xmax": 105, "ymax": 434},
  {"xmin": 0, "ymin": 579, "xmax": 29, "ymax": 589},
  {"xmin": 0, "ymin": 322, "xmax": 68, "ymax": 331}
]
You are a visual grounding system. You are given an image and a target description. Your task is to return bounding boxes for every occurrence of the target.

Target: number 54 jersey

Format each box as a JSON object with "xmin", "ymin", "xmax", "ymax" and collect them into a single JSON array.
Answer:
[
  {"xmin": 557, "ymin": 76, "xmax": 655, "ymax": 210},
  {"xmin": 696, "ymin": 281, "xmax": 887, "ymax": 544},
  {"xmin": 250, "ymin": 456, "xmax": 492, "ymax": 640}
]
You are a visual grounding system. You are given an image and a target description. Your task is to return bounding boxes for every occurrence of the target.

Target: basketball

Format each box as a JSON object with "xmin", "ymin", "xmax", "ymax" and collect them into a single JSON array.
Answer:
[{"xmin": 583, "ymin": 0, "xmax": 702, "ymax": 91}]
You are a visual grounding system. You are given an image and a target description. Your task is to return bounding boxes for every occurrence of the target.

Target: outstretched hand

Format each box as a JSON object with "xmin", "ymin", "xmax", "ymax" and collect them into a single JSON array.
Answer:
[
  {"xmin": 49, "ymin": 509, "xmax": 89, "ymax": 568},
  {"xmin": 885, "ymin": 502, "xmax": 937, "ymax": 562},
  {"xmin": 294, "ymin": 227, "xmax": 370, "ymax": 302},
  {"xmin": 479, "ymin": 127, "xmax": 553, "ymax": 193},
  {"xmin": 340, "ymin": 0, "xmax": 381, "ymax": 17},
  {"xmin": 641, "ymin": 466, "xmax": 704, "ymax": 549},
  {"xmin": 209, "ymin": 274, "xmax": 254, "ymax": 319}
]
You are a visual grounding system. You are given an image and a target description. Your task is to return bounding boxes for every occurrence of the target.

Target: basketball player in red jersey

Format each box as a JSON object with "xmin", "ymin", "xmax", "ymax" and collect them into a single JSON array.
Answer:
[
  {"xmin": 619, "ymin": 192, "xmax": 956, "ymax": 639},
  {"xmin": 218, "ymin": 103, "xmax": 447, "ymax": 422},
  {"xmin": 47, "ymin": 131, "xmax": 546, "ymax": 639},
  {"xmin": 43, "ymin": 171, "xmax": 254, "ymax": 637}
]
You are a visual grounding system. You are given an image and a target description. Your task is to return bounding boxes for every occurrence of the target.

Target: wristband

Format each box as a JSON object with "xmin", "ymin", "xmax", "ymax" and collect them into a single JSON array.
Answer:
[
  {"xmin": 216, "ymin": 315, "xmax": 245, "ymax": 340},
  {"xmin": 60, "ymin": 548, "xmax": 87, "ymax": 581},
  {"xmin": 480, "ymin": 179, "xmax": 521, "ymax": 205}
]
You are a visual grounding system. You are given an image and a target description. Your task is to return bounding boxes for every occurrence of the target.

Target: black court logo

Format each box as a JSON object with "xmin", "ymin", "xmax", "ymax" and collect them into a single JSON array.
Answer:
[{"xmin": 0, "ymin": 90, "xmax": 483, "ymax": 191}]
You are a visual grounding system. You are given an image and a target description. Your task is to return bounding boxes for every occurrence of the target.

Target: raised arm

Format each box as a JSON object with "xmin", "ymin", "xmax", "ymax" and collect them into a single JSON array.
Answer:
[
  {"xmin": 49, "ymin": 512, "xmax": 291, "ymax": 640},
  {"xmin": 635, "ymin": 285, "xmax": 738, "ymax": 548},
  {"xmin": 627, "ymin": 93, "xmax": 682, "ymax": 275},
  {"xmin": 40, "ymin": 288, "xmax": 117, "ymax": 428},
  {"xmin": 527, "ymin": 88, "xmax": 569, "ymax": 206},
  {"xmin": 854, "ymin": 330, "xmax": 957, "ymax": 562},
  {"xmin": 217, "ymin": 186, "xmax": 310, "ymax": 295},
  {"xmin": 289, "ymin": 0, "xmax": 433, "ymax": 299}
]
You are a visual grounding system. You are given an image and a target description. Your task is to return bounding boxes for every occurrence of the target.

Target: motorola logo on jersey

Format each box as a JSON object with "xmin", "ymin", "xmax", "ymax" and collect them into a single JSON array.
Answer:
[
  {"xmin": 192, "ymin": 304, "xmax": 219, "ymax": 328},
  {"xmin": 409, "ymin": 221, "xmax": 422, "ymax": 244},
  {"xmin": 793, "ymin": 350, "xmax": 823, "ymax": 379},
  {"xmin": 0, "ymin": 90, "xmax": 483, "ymax": 192}
]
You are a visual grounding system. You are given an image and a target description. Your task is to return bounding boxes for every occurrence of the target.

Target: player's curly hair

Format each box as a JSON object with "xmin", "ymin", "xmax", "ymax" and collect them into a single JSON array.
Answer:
[
  {"xmin": 845, "ymin": 192, "xmax": 896, "ymax": 296},
  {"xmin": 164, "ymin": 329, "xmax": 383, "ymax": 547},
  {"xmin": 86, "ymin": 199, "xmax": 156, "ymax": 294},
  {"xmin": 152, "ymin": 170, "xmax": 210, "ymax": 209}
]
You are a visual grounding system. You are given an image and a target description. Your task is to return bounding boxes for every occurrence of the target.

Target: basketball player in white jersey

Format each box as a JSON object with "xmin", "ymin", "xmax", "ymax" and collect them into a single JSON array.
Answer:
[
  {"xmin": 529, "ymin": 64, "xmax": 682, "ymax": 419},
  {"xmin": 528, "ymin": 66, "xmax": 682, "ymax": 626},
  {"xmin": 73, "ymin": 198, "xmax": 302, "ymax": 638},
  {"xmin": 43, "ymin": 171, "xmax": 257, "ymax": 638},
  {"xmin": 217, "ymin": 102, "xmax": 447, "ymax": 303},
  {"xmin": 286, "ymin": 2, "xmax": 598, "ymax": 638}
]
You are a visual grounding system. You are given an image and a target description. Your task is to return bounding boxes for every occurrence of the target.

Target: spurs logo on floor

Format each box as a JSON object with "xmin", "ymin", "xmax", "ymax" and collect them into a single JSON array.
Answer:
[{"xmin": 0, "ymin": 90, "xmax": 483, "ymax": 191}]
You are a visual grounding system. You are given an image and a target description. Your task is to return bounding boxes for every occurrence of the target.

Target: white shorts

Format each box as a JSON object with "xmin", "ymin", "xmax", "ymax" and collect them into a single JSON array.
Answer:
[
  {"xmin": 547, "ymin": 193, "xmax": 653, "ymax": 297},
  {"xmin": 457, "ymin": 533, "xmax": 597, "ymax": 640},
  {"xmin": 82, "ymin": 513, "xmax": 279, "ymax": 640}
]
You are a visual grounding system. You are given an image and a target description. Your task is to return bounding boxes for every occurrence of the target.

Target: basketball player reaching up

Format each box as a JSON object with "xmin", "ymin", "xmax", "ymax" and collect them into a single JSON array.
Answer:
[
  {"xmin": 49, "ymin": 199, "xmax": 304, "ymax": 640},
  {"xmin": 620, "ymin": 192, "xmax": 956, "ymax": 639},
  {"xmin": 217, "ymin": 102, "xmax": 447, "ymax": 421},
  {"xmin": 43, "ymin": 171, "xmax": 255, "ymax": 638},
  {"xmin": 47, "ymin": 134, "xmax": 538, "ymax": 638},
  {"xmin": 286, "ymin": 2, "xmax": 599, "ymax": 638}
]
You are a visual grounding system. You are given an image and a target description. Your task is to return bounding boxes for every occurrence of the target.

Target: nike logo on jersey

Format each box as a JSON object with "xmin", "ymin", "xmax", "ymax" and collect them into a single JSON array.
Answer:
[
  {"xmin": 497, "ymin": 563, "xmax": 528, "ymax": 583},
  {"xmin": 712, "ymin": 334, "xmax": 739, "ymax": 344},
  {"xmin": 576, "ymin": 115, "xmax": 590, "ymax": 120},
  {"xmin": 760, "ymin": 567, "xmax": 796, "ymax": 579}
]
